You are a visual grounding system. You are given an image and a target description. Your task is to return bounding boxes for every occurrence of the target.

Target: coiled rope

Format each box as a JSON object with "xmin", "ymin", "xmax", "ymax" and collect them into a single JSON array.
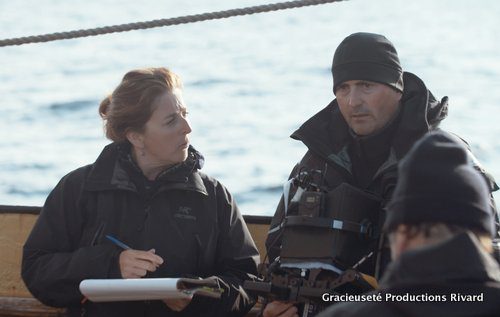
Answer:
[{"xmin": 0, "ymin": 0, "xmax": 344, "ymax": 47}]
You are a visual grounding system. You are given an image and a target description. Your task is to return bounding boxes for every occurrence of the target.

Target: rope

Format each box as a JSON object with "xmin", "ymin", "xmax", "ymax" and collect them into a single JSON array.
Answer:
[{"xmin": 0, "ymin": 0, "xmax": 344, "ymax": 48}]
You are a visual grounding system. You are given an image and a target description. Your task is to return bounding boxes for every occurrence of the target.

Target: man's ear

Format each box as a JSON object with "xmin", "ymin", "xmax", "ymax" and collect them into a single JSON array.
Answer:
[{"xmin": 126, "ymin": 130, "xmax": 144, "ymax": 149}]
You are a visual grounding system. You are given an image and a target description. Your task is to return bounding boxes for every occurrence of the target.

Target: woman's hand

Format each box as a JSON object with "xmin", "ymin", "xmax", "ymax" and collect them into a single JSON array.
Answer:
[
  {"xmin": 119, "ymin": 248, "xmax": 192, "ymax": 312},
  {"xmin": 162, "ymin": 296, "xmax": 193, "ymax": 311},
  {"xmin": 118, "ymin": 248, "xmax": 164, "ymax": 279},
  {"xmin": 263, "ymin": 301, "xmax": 299, "ymax": 317}
]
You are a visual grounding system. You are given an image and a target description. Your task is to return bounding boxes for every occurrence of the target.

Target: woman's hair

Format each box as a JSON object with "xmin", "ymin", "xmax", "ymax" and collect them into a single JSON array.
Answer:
[{"xmin": 99, "ymin": 67, "xmax": 183, "ymax": 141}]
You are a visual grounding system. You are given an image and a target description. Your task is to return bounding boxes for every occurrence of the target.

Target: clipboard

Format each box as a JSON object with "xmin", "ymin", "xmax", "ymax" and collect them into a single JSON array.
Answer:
[{"xmin": 80, "ymin": 277, "xmax": 223, "ymax": 302}]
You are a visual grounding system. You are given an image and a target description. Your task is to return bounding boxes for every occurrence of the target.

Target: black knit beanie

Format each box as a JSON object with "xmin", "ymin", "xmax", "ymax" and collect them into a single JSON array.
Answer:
[
  {"xmin": 384, "ymin": 131, "xmax": 494, "ymax": 237},
  {"xmin": 332, "ymin": 32, "xmax": 403, "ymax": 93}
]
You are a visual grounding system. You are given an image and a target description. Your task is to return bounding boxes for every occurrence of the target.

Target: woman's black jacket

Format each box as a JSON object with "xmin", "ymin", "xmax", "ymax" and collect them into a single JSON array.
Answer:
[{"xmin": 21, "ymin": 143, "xmax": 260, "ymax": 317}]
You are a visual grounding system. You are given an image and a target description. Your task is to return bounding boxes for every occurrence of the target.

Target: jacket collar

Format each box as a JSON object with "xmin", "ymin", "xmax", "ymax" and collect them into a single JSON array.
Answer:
[
  {"xmin": 348, "ymin": 106, "xmax": 400, "ymax": 162},
  {"xmin": 391, "ymin": 72, "xmax": 448, "ymax": 157},
  {"xmin": 380, "ymin": 232, "xmax": 500, "ymax": 288},
  {"xmin": 83, "ymin": 142, "xmax": 208, "ymax": 195},
  {"xmin": 291, "ymin": 72, "xmax": 448, "ymax": 165}
]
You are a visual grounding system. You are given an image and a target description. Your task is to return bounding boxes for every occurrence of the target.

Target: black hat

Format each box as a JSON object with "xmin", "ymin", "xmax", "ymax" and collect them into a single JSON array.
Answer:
[
  {"xmin": 332, "ymin": 32, "xmax": 403, "ymax": 93},
  {"xmin": 384, "ymin": 131, "xmax": 494, "ymax": 237}
]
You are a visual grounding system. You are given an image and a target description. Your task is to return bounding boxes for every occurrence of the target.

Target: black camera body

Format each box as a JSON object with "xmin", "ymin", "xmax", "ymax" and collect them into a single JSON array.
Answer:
[
  {"xmin": 281, "ymin": 178, "xmax": 381, "ymax": 271},
  {"xmin": 245, "ymin": 169, "xmax": 383, "ymax": 315}
]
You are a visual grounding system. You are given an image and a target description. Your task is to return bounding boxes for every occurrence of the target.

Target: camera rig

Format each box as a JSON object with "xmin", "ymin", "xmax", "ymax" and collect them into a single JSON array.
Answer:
[{"xmin": 244, "ymin": 169, "xmax": 382, "ymax": 315}]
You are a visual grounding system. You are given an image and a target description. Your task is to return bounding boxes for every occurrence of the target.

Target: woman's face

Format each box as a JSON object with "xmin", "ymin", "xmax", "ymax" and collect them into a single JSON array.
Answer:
[{"xmin": 137, "ymin": 89, "xmax": 192, "ymax": 167}]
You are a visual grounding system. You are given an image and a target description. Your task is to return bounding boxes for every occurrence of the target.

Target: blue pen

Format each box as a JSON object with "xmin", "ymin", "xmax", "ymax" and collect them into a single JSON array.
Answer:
[{"xmin": 105, "ymin": 234, "xmax": 131, "ymax": 250}]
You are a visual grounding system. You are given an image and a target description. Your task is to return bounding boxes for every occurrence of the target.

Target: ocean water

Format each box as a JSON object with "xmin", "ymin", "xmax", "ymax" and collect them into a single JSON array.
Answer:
[{"xmin": 1, "ymin": 0, "xmax": 499, "ymax": 215}]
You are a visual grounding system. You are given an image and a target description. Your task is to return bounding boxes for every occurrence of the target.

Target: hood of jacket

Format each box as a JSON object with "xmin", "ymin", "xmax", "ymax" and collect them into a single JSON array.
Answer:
[
  {"xmin": 291, "ymin": 72, "xmax": 449, "ymax": 163},
  {"xmin": 316, "ymin": 232, "xmax": 500, "ymax": 317},
  {"xmin": 380, "ymin": 232, "xmax": 500, "ymax": 288},
  {"xmin": 82, "ymin": 142, "xmax": 207, "ymax": 195}
]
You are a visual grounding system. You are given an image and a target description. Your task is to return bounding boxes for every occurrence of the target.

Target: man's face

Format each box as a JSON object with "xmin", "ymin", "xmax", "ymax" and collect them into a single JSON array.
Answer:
[{"xmin": 336, "ymin": 80, "xmax": 402, "ymax": 136}]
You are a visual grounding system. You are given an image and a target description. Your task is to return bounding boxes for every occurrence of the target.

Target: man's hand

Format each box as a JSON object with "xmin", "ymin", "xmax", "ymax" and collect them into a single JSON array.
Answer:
[
  {"xmin": 163, "ymin": 296, "xmax": 193, "ymax": 311},
  {"xmin": 263, "ymin": 301, "xmax": 298, "ymax": 317},
  {"xmin": 118, "ymin": 248, "xmax": 164, "ymax": 278}
]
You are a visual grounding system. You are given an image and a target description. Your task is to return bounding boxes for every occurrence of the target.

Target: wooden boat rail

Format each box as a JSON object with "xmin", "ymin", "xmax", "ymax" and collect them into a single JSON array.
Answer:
[{"xmin": 0, "ymin": 205, "xmax": 271, "ymax": 317}]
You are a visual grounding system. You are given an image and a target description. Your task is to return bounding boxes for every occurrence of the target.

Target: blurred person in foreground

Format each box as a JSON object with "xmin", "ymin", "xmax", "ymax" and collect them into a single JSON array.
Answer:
[
  {"xmin": 263, "ymin": 32, "xmax": 499, "ymax": 317},
  {"xmin": 317, "ymin": 131, "xmax": 500, "ymax": 317},
  {"xmin": 21, "ymin": 67, "xmax": 259, "ymax": 317}
]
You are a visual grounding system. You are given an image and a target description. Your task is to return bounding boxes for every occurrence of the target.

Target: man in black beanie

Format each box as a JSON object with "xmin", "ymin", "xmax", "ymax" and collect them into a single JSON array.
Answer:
[
  {"xmin": 316, "ymin": 131, "xmax": 500, "ymax": 317},
  {"xmin": 262, "ymin": 32, "xmax": 499, "ymax": 317}
]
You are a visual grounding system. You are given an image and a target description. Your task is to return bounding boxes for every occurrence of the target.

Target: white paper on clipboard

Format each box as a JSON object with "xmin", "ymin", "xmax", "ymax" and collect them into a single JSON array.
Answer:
[{"xmin": 79, "ymin": 277, "xmax": 223, "ymax": 302}]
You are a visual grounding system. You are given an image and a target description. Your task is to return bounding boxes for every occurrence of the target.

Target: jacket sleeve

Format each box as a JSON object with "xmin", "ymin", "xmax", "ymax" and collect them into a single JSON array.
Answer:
[
  {"xmin": 21, "ymin": 168, "xmax": 119, "ymax": 308},
  {"xmin": 184, "ymin": 180, "xmax": 260, "ymax": 317},
  {"xmin": 266, "ymin": 194, "xmax": 288, "ymax": 264},
  {"xmin": 483, "ymin": 178, "xmax": 500, "ymax": 263},
  {"xmin": 265, "ymin": 156, "xmax": 306, "ymax": 263},
  {"xmin": 467, "ymin": 147, "xmax": 500, "ymax": 262},
  {"xmin": 488, "ymin": 193, "xmax": 500, "ymax": 263}
]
